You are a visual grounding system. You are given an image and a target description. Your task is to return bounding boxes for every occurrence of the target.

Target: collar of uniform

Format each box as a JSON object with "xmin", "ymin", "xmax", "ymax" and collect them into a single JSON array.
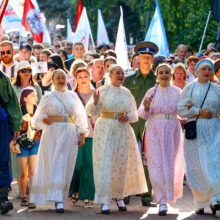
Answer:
[{"xmin": 136, "ymin": 68, "xmax": 155, "ymax": 79}]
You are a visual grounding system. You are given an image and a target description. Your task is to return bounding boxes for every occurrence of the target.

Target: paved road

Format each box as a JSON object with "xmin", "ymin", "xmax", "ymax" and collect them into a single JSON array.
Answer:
[{"xmin": 1, "ymin": 181, "xmax": 220, "ymax": 219}]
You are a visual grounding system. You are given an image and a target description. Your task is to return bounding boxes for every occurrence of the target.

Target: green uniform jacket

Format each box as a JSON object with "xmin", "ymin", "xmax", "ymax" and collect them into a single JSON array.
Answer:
[
  {"xmin": 123, "ymin": 68, "xmax": 156, "ymax": 141},
  {"xmin": 0, "ymin": 71, "xmax": 22, "ymax": 131}
]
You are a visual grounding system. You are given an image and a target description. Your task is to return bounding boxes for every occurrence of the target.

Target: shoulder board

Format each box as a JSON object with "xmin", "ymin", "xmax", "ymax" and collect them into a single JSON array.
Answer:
[{"xmin": 124, "ymin": 70, "xmax": 136, "ymax": 78}]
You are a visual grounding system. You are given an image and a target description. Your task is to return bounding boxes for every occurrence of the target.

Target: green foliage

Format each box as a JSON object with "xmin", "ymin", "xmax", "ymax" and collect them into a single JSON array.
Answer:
[{"xmin": 38, "ymin": 0, "xmax": 219, "ymax": 53}]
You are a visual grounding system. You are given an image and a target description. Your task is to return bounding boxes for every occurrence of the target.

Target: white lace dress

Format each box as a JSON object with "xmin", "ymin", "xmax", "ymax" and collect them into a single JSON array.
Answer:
[
  {"xmin": 30, "ymin": 90, "xmax": 88, "ymax": 204},
  {"xmin": 86, "ymin": 84, "xmax": 147, "ymax": 204}
]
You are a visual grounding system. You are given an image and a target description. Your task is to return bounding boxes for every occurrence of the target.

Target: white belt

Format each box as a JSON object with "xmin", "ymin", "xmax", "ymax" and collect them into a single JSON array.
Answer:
[{"xmin": 152, "ymin": 114, "xmax": 176, "ymax": 120}]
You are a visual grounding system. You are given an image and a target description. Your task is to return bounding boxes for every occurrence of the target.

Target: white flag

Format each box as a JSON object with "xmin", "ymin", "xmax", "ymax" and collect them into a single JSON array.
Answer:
[
  {"xmin": 73, "ymin": 7, "xmax": 95, "ymax": 51},
  {"xmin": 97, "ymin": 9, "xmax": 110, "ymax": 46},
  {"xmin": 67, "ymin": 18, "xmax": 74, "ymax": 42},
  {"xmin": 115, "ymin": 6, "xmax": 129, "ymax": 71}
]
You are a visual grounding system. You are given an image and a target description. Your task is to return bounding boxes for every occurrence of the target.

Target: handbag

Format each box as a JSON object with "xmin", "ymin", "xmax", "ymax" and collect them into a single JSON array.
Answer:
[
  {"xmin": 16, "ymin": 131, "xmax": 35, "ymax": 149},
  {"xmin": 184, "ymin": 82, "xmax": 211, "ymax": 140}
]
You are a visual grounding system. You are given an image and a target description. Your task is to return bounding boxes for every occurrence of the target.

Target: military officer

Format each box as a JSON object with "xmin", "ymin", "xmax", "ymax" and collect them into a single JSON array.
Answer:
[{"xmin": 123, "ymin": 41, "xmax": 158, "ymax": 207}]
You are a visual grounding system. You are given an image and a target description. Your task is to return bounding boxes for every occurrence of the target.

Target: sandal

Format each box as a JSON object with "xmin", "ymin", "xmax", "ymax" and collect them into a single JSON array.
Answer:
[
  {"xmin": 84, "ymin": 200, "xmax": 93, "ymax": 208},
  {"xmin": 28, "ymin": 203, "xmax": 36, "ymax": 209},
  {"xmin": 71, "ymin": 195, "xmax": 79, "ymax": 204},
  {"xmin": 21, "ymin": 197, "xmax": 29, "ymax": 207}
]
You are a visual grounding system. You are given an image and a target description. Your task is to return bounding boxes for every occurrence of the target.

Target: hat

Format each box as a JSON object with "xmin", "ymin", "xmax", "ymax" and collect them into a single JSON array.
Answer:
[
  {"xmin": 195, "ymin": 58, "xmax": 214, "ymax": 75},
  {"xmin": 214, "ymin": 60, "xmax": 220, "ymax": 74},
  {"xmin": 134, "ymin": 41, "xmax": 158, "ymax": 55},
  {"xmin": 19, "ymin": 42, "xmax": 32, "ymax": 51},
  {"xmin": 15, "ymin": 61, "xmax": 32, "ymax": 77}
]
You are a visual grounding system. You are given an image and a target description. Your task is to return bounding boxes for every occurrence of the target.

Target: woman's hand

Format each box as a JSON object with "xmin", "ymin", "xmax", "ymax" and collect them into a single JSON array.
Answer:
[
  {"xmin": 10, "ymin": 141, "xmax": 18, "ymax": 154},
  {"xmin": 43, "ymin": 116, "xmax": 54, "ymax": 125},
  {"xmin": 199, "ymin": 109, "xmax": 213, "ymax": 119},
  {"xmin": 118, "ymin": 115, "xmax": 129, "ymax": 123},
  {"xmin": 93, "ymin": 90, "xmax": 100, "ymax": 105},
  {"xmin": 78, "ymin": 133, "xmax": 85, "ymax": 146},
  {"xmin": 143, "ymin": 97, "xmax": 151, "ymax": 111},
  {"xmin": 217, "ymin": 112, "xmax": 220, "ymax": 119}
]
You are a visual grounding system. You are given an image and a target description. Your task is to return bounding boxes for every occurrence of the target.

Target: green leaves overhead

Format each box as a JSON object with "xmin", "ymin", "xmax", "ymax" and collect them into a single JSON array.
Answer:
[{"xmin": 38, "ymin": 0, "xmax": 218, "ymax": 52}]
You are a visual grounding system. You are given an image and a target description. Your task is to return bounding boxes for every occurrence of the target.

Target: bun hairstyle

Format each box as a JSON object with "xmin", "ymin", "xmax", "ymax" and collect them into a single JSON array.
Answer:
[
  {"xmin": 52, "ymin": 69, "xmax": 67, "ymax": 80},
  {"xmin": 19, "ymin": 87, "xmax": 36, "ymax": 106},
  {"xmin": 155, "ymin": 63, "xmax": 172, "ymax": 75}
]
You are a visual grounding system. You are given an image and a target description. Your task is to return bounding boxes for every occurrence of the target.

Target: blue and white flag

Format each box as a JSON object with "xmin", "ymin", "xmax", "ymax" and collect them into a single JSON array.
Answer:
[
  {"xmin": 115, "ymin": 6, "xmax": 130, "ymax": 71},
  {"xmin": 97, "ymin": 9, "xmax": 110, "ymax": 46},
  {"xmin": 2, "ymin": 4, "xmax": 23, "ymax": 32},
  {"xmin": 145, "ymin": 0, "xmax": 169, "ymax": 57},
  {"xmin": 67, "ymin": 18, "xmax": 74, "ymax": 42},
  {"xmin": 73, "ymin": 7, "xmax": 95, "ymax": 51}
]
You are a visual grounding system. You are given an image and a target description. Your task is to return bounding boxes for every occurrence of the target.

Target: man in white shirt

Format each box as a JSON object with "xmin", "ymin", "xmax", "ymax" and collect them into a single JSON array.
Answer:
[{"xmin": 0, "ymin": 41, "xmax": 18, "ymax": 79}]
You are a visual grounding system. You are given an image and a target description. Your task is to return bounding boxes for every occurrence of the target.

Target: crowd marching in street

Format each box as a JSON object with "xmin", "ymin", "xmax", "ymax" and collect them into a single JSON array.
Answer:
[{"xmin": 0, "ymin": 34, "xmax": 220, "ymax": 218}]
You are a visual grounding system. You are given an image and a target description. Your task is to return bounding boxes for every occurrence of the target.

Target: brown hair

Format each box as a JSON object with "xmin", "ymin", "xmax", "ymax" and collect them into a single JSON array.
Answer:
[
  {"xmin": 172, "ymin": 63, "xmax": 187, "ymax": 81},
  {"xmin": 187, "ymin": 56, "xmax": 200, "ymax": 67},
  {"xmin": 13, "ymin": 70, "xmax": 37, "ymax": 87},
  {"xmin": 104, "ymin": 56, "xmax": 117, "ymax": 66}
]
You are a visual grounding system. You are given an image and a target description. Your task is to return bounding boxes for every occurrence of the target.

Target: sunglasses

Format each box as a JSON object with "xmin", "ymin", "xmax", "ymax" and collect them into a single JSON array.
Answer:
[
  {"xmin": 1, "ymin": 50, "xmax": 12, "ymax": 55},
  {"xmin": 20, "ymin": 69, "xmax": 32, "ymax": 73}
]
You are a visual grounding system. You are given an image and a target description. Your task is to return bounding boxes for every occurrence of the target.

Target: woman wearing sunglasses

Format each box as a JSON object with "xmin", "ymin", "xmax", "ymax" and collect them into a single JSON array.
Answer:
[{"xmin": 12, "ymin": 61, "xmax": 42, "ymax": 102}]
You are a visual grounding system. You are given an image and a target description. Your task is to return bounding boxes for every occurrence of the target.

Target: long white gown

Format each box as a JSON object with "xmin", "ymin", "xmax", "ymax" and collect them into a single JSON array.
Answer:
[
  {"xmin": 30, "ymin": 90, "xmax": 88, "ymax": 204},
  {"xmin": 86, "ymin": 84, "xmax": 148, "ymax": 204}
]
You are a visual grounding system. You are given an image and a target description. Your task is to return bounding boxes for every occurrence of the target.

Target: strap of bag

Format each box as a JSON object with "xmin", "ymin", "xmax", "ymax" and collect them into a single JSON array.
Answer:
[
  {"xmin": 52, "ymin": 93, "xmax": 75, "ymax": 124},
  {"xmin": 195, "ymin": 82, "xmax": 211, "ymax": 122}
]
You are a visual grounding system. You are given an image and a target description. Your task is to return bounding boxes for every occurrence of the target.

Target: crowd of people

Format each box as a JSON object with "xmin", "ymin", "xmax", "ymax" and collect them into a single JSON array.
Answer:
[{"xmin": 0, "ymin": 34, "xmax": 220, "ymax": 217}]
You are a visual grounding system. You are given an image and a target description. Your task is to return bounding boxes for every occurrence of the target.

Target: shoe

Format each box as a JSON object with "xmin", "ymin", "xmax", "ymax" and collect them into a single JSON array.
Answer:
[
  {"xmin": 0, "ymin": 201, "xmax": 13, "ymax": 215},
  {"xmin": 124, "ymin": 196, "xmax": 130, "ymax": 205},
  {"xmin": 195, "ymin": 208, "xmax": 204, "ymax": 215},
  {"xmin": 55, "ymin": 202, "xmax": 64, "ymax": 213},
  {"xmin": 142, "ymin": 200, "xmax": 157, "ymax": 207},
  {"xmin": 115, "ymin": 199, "xmax": 127, "ymax": 211},
  {"xmin": 101, "ymin": 204, "xmax": 110, "ymax": 214},
  {"xmin": 84, "ymin": 200, "xmax": 93, "ymax": 208},
  {"xmin": 213, "ymin": 203, "xmax": 220, "ymax": 210},
  {"xmin": 71, "ymin": 195, "xmax": 79, "ymax": 204},
  {"xmin": 159, "ymin": 204, "xmax": 167, "ymax": 216},
  {"xmin": 28, "ymin": 203, "xmax": 36, "ymax": 209}
]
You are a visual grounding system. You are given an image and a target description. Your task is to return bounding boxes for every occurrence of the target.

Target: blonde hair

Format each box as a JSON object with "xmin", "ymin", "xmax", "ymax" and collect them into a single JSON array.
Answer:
[
  {"xmin": 172, "ymin": 63, "xmax": 187, "ymax": 81},
  {"xmin": 70, "ymin": 59, "xmax": 87, "ymax": 76}
]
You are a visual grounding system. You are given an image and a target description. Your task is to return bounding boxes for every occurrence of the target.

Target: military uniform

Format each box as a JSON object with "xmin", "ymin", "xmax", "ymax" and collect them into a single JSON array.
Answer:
[
  {"xmin": 124, "ymin": 68, "xmax": 156, "ymax": 204},
  {"xmin": 123, "ymin": 41, "xmax": 158, "ymax": 206}
]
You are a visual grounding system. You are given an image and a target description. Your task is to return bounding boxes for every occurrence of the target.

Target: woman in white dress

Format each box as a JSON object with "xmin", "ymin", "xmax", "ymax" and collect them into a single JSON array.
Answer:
[
  {"xmin": 30, "ymin": 69, "xmax": 88, "ymax": 213},
  {"xmin": 86, "ymin": 64, "xmax": 147, "ymax": 214}
]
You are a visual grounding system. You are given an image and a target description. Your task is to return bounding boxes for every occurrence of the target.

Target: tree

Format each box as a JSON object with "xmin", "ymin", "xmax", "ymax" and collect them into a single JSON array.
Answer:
[{"xmin": 38, "ymin": 0, "xmax": 218, "ymax": 52}]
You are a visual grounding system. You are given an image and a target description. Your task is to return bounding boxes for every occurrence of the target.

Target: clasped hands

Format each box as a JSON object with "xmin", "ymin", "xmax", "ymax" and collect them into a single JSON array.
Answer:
[
  {"xmin": 187, "ymin": 103, "xmax": 214, "ymax": 119},
  {"xmin": 93, "ymin": 90, "xmax": 129, "ymax": 123}
]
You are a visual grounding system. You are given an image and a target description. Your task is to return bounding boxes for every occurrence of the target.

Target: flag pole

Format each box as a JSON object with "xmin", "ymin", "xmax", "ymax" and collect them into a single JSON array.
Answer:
[{"xmin": 199, "ymin": 10, "xmax": 212, "ymax": 52}]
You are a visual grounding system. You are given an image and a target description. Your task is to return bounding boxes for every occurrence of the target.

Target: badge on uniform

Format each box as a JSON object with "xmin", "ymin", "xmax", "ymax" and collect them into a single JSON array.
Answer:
[{"xmin": 133, "ymin": 81, "xmax": 136, "ymax": 85}]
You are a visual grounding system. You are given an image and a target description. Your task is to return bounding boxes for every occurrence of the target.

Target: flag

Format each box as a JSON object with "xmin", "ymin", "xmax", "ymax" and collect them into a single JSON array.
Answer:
[
  {"xmin": 145, "ymin": 0, "xmax": 169, "ymax": 57},
  {"xmin": 67, "ymin": 18, "xmax": 74, "ymax": 42},
  {"xmin": 22, "ymin": 0, "xmax": 44, "ymax": 43},
  {"xmin": 74, "ymin": 0, "xmax": 83, "ymax": 32},
  {"xmin": 31, "ymin": 0, "xmax": 52, "ymax": 45},
  {"xmin": 97, "ymin": 9, "xmax": 110, "ymax": 46},
  {"xmin": 73, "ymin": 7, "xmax": 95, "ymax": 51},
  {"xmin": 2, "ymin": 4, "xmax": 23, "ymax": 32},
  {"xmin": 115, "ymin": 6, "xmax": 130, "ymax": 71},
  {"xmin": 212, "ymin": 0, "xmax": 220, "ymax": 22},
  {"xmin": 0, "ymin": 0, "xmax": 9, "ymax": 24}
]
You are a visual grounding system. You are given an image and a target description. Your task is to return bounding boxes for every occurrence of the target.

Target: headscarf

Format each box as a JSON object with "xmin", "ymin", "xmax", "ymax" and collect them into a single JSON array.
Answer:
[{"xmin": 195, "ymin": 58, "xmax": 214, "ymax": 75}]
